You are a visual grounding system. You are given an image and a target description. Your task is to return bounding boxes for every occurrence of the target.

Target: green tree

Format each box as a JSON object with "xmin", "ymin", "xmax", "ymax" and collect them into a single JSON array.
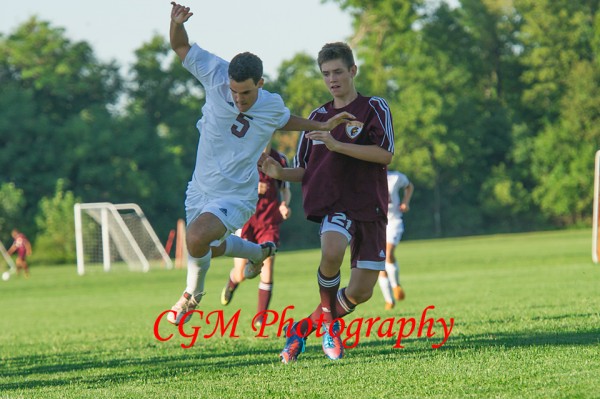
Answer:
[
  {"xmin": 531, "ymin": 61, "xmax": 600, "ymax": 224},
  {"xmin": 267, "ymin": 53, "xmax": 331, "ymax": 158},
  {"xmin": 0, "ymin": 183, "xmax": 26, "ymax": 244},
  {"xmin": 34, "ymin": 180, "xmax": 80, "ymax": 265},
  {"xmin": 0, "ymin": 19, "xmax": 123, "ymax": 232}
]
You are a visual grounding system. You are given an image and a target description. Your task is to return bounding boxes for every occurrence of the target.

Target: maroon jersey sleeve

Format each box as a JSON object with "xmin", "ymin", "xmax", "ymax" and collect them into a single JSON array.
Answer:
[{"xmin": 299, "ymin": 95, "xmax": 394, "ymax": 222}]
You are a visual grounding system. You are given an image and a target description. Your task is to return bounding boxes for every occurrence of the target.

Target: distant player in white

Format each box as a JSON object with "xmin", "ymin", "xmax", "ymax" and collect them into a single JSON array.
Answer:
[
  {"xmin": 379, "ymin": 170, "xmax": 414, "ymax": 310},
  {"xmin": 168, "ymin": 3, "xmax": 355, "ymax": 326}
]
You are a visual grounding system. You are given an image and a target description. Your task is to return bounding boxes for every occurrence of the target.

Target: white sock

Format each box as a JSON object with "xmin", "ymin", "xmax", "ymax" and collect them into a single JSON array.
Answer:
[
  {"xmin": 378, "ymin": 276, "xmax": 394, "ymax": 304},
  {"xmin": 385, "ymin": 262, "xmax": 400, "ymax": 287},
  {"xmin": 224, "ymin": 235, "xmax": 262, "ymax": 261},
  {"xmin": 185, "ymin": 250, "xmax": 212, "ymax": 297}
]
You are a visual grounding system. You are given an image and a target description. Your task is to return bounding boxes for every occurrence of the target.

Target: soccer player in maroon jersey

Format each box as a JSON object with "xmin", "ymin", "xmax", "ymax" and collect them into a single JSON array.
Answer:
[
  {"xmin": 7, "ymin": 229, "xmax": 32, "ymax": 278},
  {"xmin": 220, "ymin": 144, "xmax": 292, "ymax": 328},
  {"xmin": 260, "ymin": 42, "xmax": 394, "ymax": 362}
]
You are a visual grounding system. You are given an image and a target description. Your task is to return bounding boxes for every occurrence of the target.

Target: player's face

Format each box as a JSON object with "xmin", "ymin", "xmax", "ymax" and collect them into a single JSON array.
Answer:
[
  {"xmin": 230, "ymin": 78, "xmax": 264, "ymax": 112},
  {"xmin": 320, "ymin": 59, "xmax": 356, "ymax": 98}
]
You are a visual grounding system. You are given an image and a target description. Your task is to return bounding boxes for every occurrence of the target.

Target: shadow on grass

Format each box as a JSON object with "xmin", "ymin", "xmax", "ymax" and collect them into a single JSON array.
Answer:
[
  {"xmin": 4, "ymin": 328, "xmax": 599, "ymax": 391},
  {"xmin": 459, "ymin": 328, "xmax": 600, "ymax": 348},
  {"xmin": 330, "ymin": 326, "xmax": 600, "ymax": 357},
  {"xmin": 1, "ymin": 344, "xmax": 282, "ymax": 390}
]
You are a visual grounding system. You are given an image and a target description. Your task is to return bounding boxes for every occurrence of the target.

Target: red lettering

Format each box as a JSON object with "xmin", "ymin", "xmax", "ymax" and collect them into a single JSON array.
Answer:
[
  {"xmin": 393, "ymin": 317, "xmax": 416, "ymax": 348},
  {"xmin": 343, "ymin": 318, "xmax": 363, "ymax": 349},
  {"xmin": 376, "ymin": 318, "xmax": 396, "ymax": 338},
  {"xmin": 203, "ymin": 310, "xmax": 241, "ymax": 338},
  {"xmin": 363, "ymin": 317, "xmax": 380, "ymax": 337},
  {"xmin": 276, "ymin": 305, "xmax": 296, "ymax": 337},
  {"xmin": 178, "ymin": 310, "xmax": 204, "ymax": 349},
  {"xmin": 153, "ymin": 310, "xmax": 175, "ymax": 342},
  {"xmin": 418, "ymin": 305, "xmax": 436, "ymax": 338}
]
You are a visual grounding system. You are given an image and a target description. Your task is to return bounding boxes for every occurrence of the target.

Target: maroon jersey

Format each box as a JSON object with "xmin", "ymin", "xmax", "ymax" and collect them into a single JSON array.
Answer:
[
  {"xmin": 248, "ymin": 149, "xmax": 290, "ymax": 226},
  {"xmin": 295, "ymin": 94, "xmax": 394, "ymax": 222}
]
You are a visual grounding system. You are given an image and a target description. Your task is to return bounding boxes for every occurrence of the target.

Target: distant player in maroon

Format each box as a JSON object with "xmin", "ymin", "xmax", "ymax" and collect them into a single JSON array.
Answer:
[
  {"xmin": 8, "ymin": 229, "xmax": 32, "ymax": 278},
  {"xmin": 220, "ymin": 144, "xmax": 292, "ymax": 328},
  {"xmin": 261, "ymin": 42, "xmax": 395, "ymax": 362}
]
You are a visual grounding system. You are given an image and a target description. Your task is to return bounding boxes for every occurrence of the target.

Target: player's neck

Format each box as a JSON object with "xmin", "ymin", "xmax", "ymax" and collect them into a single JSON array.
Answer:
[{"xmin": 332, "ymin": 90, "xmax": 358, "ymax": 109}]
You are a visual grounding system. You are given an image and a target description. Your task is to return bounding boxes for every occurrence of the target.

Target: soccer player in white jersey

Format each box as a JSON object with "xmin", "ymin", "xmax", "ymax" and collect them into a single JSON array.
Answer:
[
  {"xmin": 379, "ymin": 170, "xmax": 414, "ymax": 310},
  {"xmin": 167, "ymin": 3, "xmax": 355, "ymax": 326}
]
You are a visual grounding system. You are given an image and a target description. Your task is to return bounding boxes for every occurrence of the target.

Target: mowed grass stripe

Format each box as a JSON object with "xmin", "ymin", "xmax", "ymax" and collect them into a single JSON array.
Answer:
[{"xmin": 0, "ymin": 229, "xmax": 598, "ymax": 398}]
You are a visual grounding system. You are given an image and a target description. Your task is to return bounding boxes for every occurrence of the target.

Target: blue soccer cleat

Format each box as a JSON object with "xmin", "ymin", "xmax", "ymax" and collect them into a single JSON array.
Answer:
[
  {"xmin": 280, "ymin": 323, "xmax": 306, "ymax": 364},
  {"xmin": 322, "ymin": 321, "xmax": 344, "ymax": 360}
]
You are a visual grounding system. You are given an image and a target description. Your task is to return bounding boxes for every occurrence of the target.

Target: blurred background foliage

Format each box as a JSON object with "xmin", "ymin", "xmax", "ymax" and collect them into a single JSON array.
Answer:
[{"xmin": 1, "ymin": 0, "xmax": 600, "ymax": 262}]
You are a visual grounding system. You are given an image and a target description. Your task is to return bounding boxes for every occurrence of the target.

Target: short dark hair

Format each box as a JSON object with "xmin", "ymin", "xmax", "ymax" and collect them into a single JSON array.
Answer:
[
  {"xmin": 229, "ymin": 52, "xmax": 263, "ymax": 84},
  {"xmin": 317, "ymin": 42, "xmax": 355, "ymax": 70}
]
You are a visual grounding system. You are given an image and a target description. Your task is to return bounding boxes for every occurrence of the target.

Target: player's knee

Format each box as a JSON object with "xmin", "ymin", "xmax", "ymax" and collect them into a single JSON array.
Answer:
[
  {"xmin": 346, "ymin": 288, "xmax": 373, "ymax": 305},
  {"xmin": 320, "ymin": 248, "xmax": 344, "ymax": 269}
]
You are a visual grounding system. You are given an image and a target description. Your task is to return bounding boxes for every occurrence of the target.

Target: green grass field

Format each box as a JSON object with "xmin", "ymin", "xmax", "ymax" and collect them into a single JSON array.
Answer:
[{"xmin": 1, "ymin": 229, "xmax": 599, "ymax": 398}]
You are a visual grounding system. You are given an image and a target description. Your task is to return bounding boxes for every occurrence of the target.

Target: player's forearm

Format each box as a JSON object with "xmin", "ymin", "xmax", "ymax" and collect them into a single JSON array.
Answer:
[
  {"xmin": 170, "ymin": 21, "xmax": 191, "ymax": 59},
  {"xmin": 332, "ymin": 143, "xmax": 392, "ymax": 165},
  {"xmin": 276, "ymin": 167, "xmax": 305, "ymax": 182},
  {"xmin": 280, "ymin": 187, "xmax": 292, "ymax": 205},
  {"xmin": 281, "ymin": 115, "xmax": 328, "ymax": 132},
  {"xmin": 403, "ymin": 183, "xmax": 414, "ymax": 204}
]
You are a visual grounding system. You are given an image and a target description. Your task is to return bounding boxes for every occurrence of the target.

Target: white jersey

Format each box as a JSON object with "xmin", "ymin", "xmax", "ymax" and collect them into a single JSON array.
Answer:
[
  {"xmin": 387, "ymin": 171, "xmax": 410, "ymax": 220},
  {"xmin": 183, "ymin": 44, "xmax": 291, "ymax": 201}
]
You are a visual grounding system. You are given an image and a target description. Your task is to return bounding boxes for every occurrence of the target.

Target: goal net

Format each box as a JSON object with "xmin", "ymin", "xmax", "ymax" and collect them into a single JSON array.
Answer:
[{"xmin": 74, "ymin": 202, "xmax": 173, "ymax": 275}]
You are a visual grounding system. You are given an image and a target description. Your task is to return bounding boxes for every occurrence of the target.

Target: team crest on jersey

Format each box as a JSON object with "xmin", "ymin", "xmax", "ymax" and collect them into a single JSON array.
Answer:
[{"xmin": 345, "ymin": 121, "xmax": 364, "ymax": 139}]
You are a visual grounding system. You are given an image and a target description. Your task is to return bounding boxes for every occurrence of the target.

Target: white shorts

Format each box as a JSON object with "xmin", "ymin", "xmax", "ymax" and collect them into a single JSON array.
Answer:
[
  {"xmin": 386, "ymin": 216, "xmax": 404, "ymax": 246},
  {"xmin": 185, "ymin": 185, "xmax": 255, "ymax": 246}
]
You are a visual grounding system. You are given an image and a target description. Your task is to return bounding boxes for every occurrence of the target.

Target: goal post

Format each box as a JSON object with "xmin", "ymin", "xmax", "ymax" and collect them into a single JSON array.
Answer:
[
  {"xmin": 74, "ymin": 202, "xmax": 173, "ymax": 275},
  {"xmin": 593, "ymin": 150, "xmax": 600, "ymax": 264},
  {"xmin": 0, "ymin": 240, "xmax": 16, "ymax": 272}
]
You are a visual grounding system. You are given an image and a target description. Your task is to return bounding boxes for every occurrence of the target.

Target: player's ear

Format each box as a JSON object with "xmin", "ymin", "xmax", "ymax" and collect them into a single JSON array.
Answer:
[
  {"xmin": 350, "ymin": 65, "xmax": 357, "ymax": 78},
  {"xmin": 257, "ymin": 78, "xmax": 265, "ymax": 88}
]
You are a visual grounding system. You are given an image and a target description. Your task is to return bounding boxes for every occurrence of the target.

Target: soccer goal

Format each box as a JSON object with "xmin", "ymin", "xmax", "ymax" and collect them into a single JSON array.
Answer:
[
  {"xmin": 593, "ymin": 150, "xmax": 600, "ymax": 264},
  {"xmin": 74, "ymin": 202, "xmax": 173, "ymax": 275},
  {"xmin": 0, "ymin": 240, "xmax": 16, "ymax": 272}
]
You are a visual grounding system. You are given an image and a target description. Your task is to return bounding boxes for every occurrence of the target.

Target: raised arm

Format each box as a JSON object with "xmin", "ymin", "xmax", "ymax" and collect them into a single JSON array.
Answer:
[
  {"xmin": 282, "ymin": 112, "xmax": 355, "ymax": 133},
  {"xmin": 170, "ymin": 2, "xmax": 193, "ymax": 61}
]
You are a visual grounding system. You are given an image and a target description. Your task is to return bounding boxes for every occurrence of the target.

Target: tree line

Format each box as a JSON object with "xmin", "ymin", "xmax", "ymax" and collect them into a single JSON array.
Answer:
[{"xmin": 1, "ymin": 0, "xmax": 598, "ymax": 264}]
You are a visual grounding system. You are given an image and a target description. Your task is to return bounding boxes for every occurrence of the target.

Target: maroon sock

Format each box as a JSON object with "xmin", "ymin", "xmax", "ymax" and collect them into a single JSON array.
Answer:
[
  {"xmin": 317, "ymin": 269, "xmax": 341, "ymax": 323},
  {"xmin": 257, "ymin": 282, "xmax": 272, "ymax": 316},
  {"xmin": 334, "ymin": 288, "xmax": 356, "ymax": 318},
  {"xmin": 227, "ymin": 277, "xmax": 238, "ymax": 291}
]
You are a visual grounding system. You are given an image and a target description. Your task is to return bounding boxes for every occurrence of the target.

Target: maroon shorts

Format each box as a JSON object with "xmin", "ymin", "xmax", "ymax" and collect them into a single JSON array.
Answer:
[
  {"xmin": 240, "ymin": 220, "xmax": 281, "ymax": 247},
  {"xmin": 17, "ymin": 247, "xmax": 27, "ymax": 261},
  {"xmin": 320, "ymin": 212, "xmax": 386, "ymax": 271}
]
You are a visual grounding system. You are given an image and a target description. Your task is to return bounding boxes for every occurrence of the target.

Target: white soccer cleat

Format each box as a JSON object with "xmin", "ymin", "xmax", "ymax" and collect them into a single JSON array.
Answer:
[
  {"xmin": 167, "ymin": 292, "xmax": 203, "ymax": 326},
  {"xmin": 244, "ymin": 241, "xmax": 277, "ymax": 279}
]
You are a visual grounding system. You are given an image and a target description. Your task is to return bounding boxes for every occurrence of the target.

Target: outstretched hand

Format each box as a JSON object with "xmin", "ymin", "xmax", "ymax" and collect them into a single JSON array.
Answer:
[
  {"xmin": 321, "ymin": 111, "xmax": 355, "ymax": 131},
  {"xmin": 258, "ymin": 153, "xmax": 283, "ymax": 179},
  {"xmin": 171, "ymin": 2, "xmax": 193, "ymax": 24}
]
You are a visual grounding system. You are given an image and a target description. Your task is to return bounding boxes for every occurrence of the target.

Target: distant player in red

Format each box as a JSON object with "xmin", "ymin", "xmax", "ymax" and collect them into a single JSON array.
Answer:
[
  {"xmin": 220, "ymin": 144, "xmax": 292, "ymax": 328},
  {"xmin": 8, "ymin": 229, "xmax": 32, "ymax": 278},
  {"xmin": 261, "ymin": 42, "xmax": 394, "ymax": 362}
]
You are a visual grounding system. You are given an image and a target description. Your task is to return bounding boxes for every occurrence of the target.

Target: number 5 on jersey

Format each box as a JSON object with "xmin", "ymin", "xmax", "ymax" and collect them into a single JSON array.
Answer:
[{"xmin": 231, "ymin": 113, "xmax": 254, "ymax": 138}]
